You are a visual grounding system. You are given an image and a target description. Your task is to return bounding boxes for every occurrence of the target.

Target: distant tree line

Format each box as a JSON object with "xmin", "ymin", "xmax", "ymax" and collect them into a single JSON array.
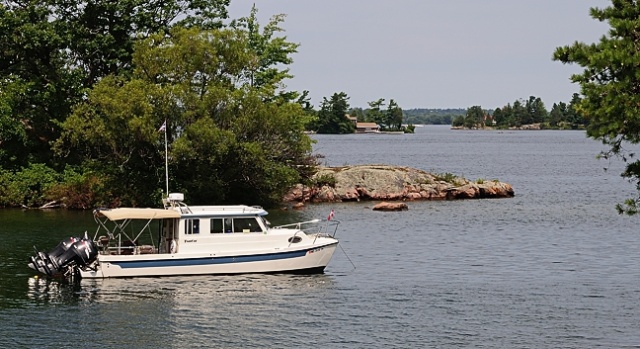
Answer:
[
  {"xmin": 451, "ymin": 94, "xmax": 586, "ymax": 129},
  {"xmin": 306, "ymin": 92, "xmax": 414, "ymax": 134},
  {"xmin": 403, "ymin": 109, "xmax": 466, "ymax": 125}
]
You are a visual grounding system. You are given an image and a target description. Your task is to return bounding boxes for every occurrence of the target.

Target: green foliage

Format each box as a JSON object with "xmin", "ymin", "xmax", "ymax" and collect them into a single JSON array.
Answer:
[
  {"xmin": 355, "ymin": 98, "xmax": 404, "ymax": 131},
  {"xmin": 464, "ymin": 106, "xmax": 485, "ymax": 129},
  {"xmin": 432, "ymin": 172, "xmax": 460, "ymax": 185},
  {"xmin": 403, "ymin": 109, "xmax": 464, "ymax": 125},
  {"xmin": 45, "ymin": 166, "xmax": 112, "ymax": 209},
  {"xmin": 385, "ymin": 99, "xmax": 404, "ymax": 130},
  {"xmin": 452, "ymin": 115, "xmax": 465, "ymax": 127},
  {"xmin": 55, "ymin": 25, "xmax": 315, "ymax": 207},
  {"xmin": 365, "ymin": 98, "xmax": 385, "ymax": 126},
  {"xmin": 0, "ymin": 0, "xmax": 231, "ymax": 171},
  {"xmin": 404, "ymin": 124, "xmax": 416, "ymax": 133},
  {"xmin": 548, "ymin": 95, "xmax": 585, "ymax": 129},
  {"xmin": 473, "ymin": 94, "xmax": 585, "ymax": 129},
  {"xmin": 0, "ymin": 76, "xmax": 29, "ymax": 168},
  {"xmin": 553, "ymin": 1, "xmax": 640, "ymax": 214},
  {"xmin": 0, "ymin": 164, "xmax": 59, "ymax": 207},
  {"xmin": 312, "ymin": 173, "xmax": 337, "ymax": 188},
  {"xmin": 348, "ymin": 107, "xmax": 366, "ymax": 121},
  {"xmin": 0, "ymin": 3, "xmax": 81, "ymax": 168},
  {"xmin": 309, "ymin": 98, "xmax": 405, "ymax": 132},
  {"xmin": 229, "ymin": 5, "xmax": 299, "ymax": 95},
  {"xmin": 314, "ymin": 92, "xmax": 354, "ymax": 134}
]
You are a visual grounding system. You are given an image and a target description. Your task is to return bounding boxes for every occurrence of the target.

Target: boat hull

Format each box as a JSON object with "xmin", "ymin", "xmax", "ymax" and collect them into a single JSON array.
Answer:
[{"xmin": 80, "ymin": 242, "xmax": 338, "ymax": 278}]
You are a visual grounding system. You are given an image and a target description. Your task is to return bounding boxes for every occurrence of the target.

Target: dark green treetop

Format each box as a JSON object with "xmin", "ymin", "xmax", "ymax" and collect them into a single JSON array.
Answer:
[
  {"xmin": 0, "ymin": 0, "xmax": 230, "ymax": 169},
  {"xmin": 554, "ymin": 0, "xmax": 640, "ymax": 214},
  {"xmin": 314, "ymin": 92, "xmax": 354, "ymax": 134}
]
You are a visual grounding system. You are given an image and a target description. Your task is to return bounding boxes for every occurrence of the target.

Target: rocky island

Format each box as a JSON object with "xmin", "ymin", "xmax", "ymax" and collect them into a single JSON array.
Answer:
[{"xmin": 284, "ymin": 165, "xmax": 514, "ymax": 209}]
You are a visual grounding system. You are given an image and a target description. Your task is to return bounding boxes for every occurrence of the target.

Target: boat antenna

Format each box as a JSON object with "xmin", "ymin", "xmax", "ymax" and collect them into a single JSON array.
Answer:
[{"xmin": 159, "ymin": 119, "xmax": 169, "ymax": 196}]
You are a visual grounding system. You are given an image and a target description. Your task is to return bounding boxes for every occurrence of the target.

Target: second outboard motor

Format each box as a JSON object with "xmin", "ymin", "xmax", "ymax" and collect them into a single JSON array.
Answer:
[
  {"xmin": 51, "ymin": 239, "xmax": 98, "ymax": 269},
  {"xmin": 28, "ymin": 236, "xmax": 98, "ymax": 278}
]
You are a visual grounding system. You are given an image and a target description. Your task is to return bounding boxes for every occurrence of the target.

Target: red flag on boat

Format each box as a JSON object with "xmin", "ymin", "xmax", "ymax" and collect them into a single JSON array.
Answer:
[{"xmin": 327, "ymin": 209, "xmax": 335, "ymax": 221}]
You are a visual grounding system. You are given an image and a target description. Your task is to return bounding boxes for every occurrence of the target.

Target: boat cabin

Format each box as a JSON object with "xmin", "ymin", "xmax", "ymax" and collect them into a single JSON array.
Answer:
[{"xmin": 94, "ymin": 203, "xmax": 272, "ymax": 256}]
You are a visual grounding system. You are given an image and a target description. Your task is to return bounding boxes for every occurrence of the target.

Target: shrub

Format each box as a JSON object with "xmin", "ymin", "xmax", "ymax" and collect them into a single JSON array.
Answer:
[
  {"xmin": 312, "ymin": 173, "xmax": 337, "ymax": 188},
  {"xmin": 432, "ymin": 172, "xmax": 458, "ymax": 184},
  {"xmin": 404, "ymin": 124, "xmax": 416, "ymax": 133},
  {"xmin": 45, "ymin": 167, "xmax": 109, "ymax": 209},
  {"xmin": 0, "ymin": 163, "xmax": 59, "ymax": 207}
]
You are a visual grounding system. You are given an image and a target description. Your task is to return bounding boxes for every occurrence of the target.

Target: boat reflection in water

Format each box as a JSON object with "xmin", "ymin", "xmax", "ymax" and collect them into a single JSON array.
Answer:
[{"xmin": 26, "ymin": 273, "xmax": 336, "ymax": 305}]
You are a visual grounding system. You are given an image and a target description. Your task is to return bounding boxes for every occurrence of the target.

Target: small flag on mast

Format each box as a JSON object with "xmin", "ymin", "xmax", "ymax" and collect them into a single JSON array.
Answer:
[
  {"xmin": 327, "ymin": 209, "xmax": 335, "ymax": 221},
  {"xmin": 158, "ymin": 120, "xmax": 166, "ymax": 132}
]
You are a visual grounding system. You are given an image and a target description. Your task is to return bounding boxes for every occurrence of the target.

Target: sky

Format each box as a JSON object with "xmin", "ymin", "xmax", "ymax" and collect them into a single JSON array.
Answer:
[{"xmin": 226, "ymin": 0, "xmax": 613, "ymax": 110}]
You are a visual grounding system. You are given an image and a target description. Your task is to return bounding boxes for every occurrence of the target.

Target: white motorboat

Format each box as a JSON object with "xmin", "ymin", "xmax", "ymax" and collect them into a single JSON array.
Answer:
[{"xmin": 28, "ymin": 193, "xmax": 340, "ymax": 279}]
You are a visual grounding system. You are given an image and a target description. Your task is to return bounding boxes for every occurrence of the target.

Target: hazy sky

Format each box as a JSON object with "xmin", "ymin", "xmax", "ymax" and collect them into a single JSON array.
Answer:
[{"xmin": 227, "ymin": 1, "xmax": 612, "ymax": 109}]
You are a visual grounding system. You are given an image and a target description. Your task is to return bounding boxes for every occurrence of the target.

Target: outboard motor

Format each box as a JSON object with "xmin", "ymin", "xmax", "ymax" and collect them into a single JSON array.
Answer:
[{"xmin": 28, "ymin": 236, "xmax": 98, "ymax": 278}]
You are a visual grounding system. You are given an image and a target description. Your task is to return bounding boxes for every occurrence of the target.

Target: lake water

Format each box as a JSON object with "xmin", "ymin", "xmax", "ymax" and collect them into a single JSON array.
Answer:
[{"xmin": 2, "ymin": 125, "xmax": 640, "ymax": 348}]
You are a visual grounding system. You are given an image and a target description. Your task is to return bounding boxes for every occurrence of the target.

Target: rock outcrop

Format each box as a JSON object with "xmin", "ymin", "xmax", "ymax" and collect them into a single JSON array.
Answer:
[
  {"xmin": 283, "ymin": 165, "xmax": 514, "ymax": 204},
  {"xmin": 372, "ymin": 202, "xmax": 409, "ymax": 211}
]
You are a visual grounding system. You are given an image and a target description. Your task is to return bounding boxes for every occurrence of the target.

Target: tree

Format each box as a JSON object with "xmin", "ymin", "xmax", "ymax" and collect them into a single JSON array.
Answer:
[
  {"xmin": 0, "ymin": 0, "xmax": 230, "ymax": 170},
  {"xmin": 511, "ymin": 100, "xmax": 527, "ymax": 127},
  {"xmin": 548, "ymin": 102, "xmax": 567, "ymax": 127},
  {"xmin": 366, "ymin": 98, "xmax": 385, "ymax": 126},
  {"xmin": 229, "ymin": 5, "xmax": 299, "ymax": 99},
  {"xmin": 464, "ymin": 106, "xmax": 485, "ymax": 129},
  {"xmin": 315, "ymin": 92, "xmax": 354, "ymax": 134},
  {"xmin": 385, "ymin": 99, "xmax": 404, "ymax": 130},
  {"xmin": 553, "ymin": 1, "xmax": 640, "ymax": 214},
  {"xmin": 492, "ymin": 107, "xmax": 506, "ymax": 126},
  {"xmin": 0, "ymin": 2, "xmax": 81, "ymax": 168},
  {"xmin": 525, "ymin": 96, "xmax": 548, "ymax": 124},
  {"xmin": 566, "ymin": 93, "xmax": 585, "ymax": 126},
  {"xmin": 50, "ymin": 0, "xmax": 230, "ymax": 86},
  {"xmin": 55, "ymin": 25, "xmax": 315, "ymax": 207},
  {"xmin": 348, "ymin": 107, "xmax": 365, "ymax": 122},
  {"xmin": 451, "ymin": 115, "xmax": 464, "ymax": 127},
  {"xmin": 0, "ymin": 77, "xmax": 29, "ymax": 165}
]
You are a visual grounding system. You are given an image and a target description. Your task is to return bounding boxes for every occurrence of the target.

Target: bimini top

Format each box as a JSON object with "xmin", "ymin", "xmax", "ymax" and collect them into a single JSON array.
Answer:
[{"xmin": 95, "ymin": 208, "xmax": 181, "ymax": 221}]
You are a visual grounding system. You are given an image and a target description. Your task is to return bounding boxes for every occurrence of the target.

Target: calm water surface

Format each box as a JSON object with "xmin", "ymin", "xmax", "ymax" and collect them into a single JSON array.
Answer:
[{"xmin": 1, "ymin": 126, "xmax": 640, "ymax": 348}]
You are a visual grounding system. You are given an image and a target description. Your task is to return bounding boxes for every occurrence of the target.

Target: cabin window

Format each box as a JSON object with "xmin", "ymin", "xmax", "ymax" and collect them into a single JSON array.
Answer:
[
  {"xmin": 185, "ymin": 219, "xmax": 200, "ymax": 234},
  {"xmin": 210, "ymin": 218, "xmax": 226, "ymax": 234},
  {"xmin": 233, "ymin": 218, "xmax": 261, "ymax": 233}
]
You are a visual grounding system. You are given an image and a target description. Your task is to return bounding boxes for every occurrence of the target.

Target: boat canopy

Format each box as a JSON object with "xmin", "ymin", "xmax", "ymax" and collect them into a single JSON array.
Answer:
[{"xmin": 95, "ymin": 208, "xmax": 181, "ymax": 221}]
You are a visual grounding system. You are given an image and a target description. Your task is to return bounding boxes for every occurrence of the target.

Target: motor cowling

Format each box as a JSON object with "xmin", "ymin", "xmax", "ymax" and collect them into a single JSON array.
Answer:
[{"xmin": 28, "ymin": 236, "xmax": 98, "ymax": 277}]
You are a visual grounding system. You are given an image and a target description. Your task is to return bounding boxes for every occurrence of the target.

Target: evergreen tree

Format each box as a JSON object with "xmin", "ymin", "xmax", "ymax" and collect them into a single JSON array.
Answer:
[
  {"xmin": 366, "ymin": 98, "xmax": 386, "ymax": 127},
  {"xmin": 549, "ymin": 102, "xmax": 567, "ymax": 127},
  {"xmin": 386, "ymin": 99, "xmax": 404, "ymax": 130},
  {"xmin": 525, "ymin": 96, "xmax": 548, "ymax": 124},
  {"xmin": 554, "ymin": 1, "xmax": 640, "ymax": 214},
  {"xmin": 315, "ymin": 92, "xmax": 354, "ymax": 134}
]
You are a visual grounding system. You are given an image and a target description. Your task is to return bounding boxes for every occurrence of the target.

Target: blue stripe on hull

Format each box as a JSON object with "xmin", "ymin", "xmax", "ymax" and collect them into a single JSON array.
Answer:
[{"xmin": 109, "ymin": 244, "xmax": 335, "ymax": 269}]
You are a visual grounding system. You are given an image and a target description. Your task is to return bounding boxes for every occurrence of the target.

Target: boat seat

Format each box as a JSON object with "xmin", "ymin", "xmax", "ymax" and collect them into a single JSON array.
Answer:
[
  {"xmin": 98, "ymin": 235, "xmax": 110, "ymax": 247},
  {"xmin": 137, "ymin": 245, "xmax": 156, "ymax": 254}
]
